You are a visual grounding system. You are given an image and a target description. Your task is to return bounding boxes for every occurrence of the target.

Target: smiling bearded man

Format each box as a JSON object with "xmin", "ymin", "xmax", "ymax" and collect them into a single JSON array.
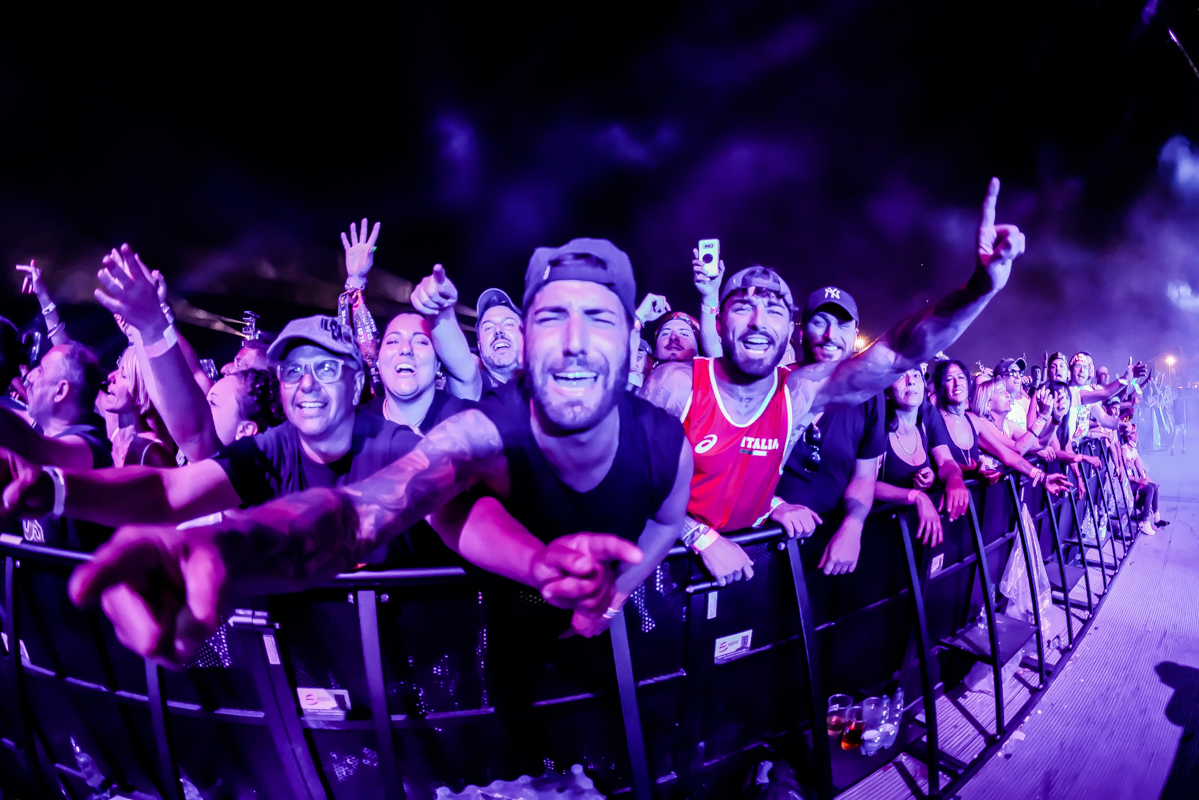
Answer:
[{"xmin": 638, "ymin": 178, "xmax": 1027, "ymax": 586}]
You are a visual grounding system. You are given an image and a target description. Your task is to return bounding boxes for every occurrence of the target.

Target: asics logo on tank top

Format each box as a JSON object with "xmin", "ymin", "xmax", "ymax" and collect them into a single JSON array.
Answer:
[
  {"xmin": 695, "ymin": 434, "xmax": 719, "ymax": 454},
  {"xmin": 740, "ymin": 436, "xmax": 780, "ymax": 456}
]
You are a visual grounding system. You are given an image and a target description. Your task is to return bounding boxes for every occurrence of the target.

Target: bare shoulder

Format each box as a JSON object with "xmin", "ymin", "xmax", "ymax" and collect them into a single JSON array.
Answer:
[
  {"xmin": 638, "ymin": 361, "xmax": 695, "ymax": 417},
  {"xmin": 785, "ymin": 363, "xmax": 828, "ymax": 418}
]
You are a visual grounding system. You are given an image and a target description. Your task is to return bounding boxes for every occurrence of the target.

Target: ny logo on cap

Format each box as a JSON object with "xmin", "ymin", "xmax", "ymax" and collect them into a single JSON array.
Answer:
[{"xmin": 824, "ymin": 287, "xmax": 841, "ymax": 300}]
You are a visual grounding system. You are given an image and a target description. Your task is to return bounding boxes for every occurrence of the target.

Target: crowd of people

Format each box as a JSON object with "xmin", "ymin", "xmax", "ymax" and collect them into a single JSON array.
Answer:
[{"xmin": 0, "ymin": 179, "xmax": 1173, "ymax": 667}]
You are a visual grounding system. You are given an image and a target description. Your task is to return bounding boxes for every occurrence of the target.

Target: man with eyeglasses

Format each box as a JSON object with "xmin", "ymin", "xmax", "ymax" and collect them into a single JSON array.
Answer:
[
  {"xmin": 36, "ymin": 239, "xmax": 685, "ymax": 665},
  {"xmin": 3, "ymin": 316, "xmax": 421, "ymax": 530},
  {"xmin": 995, "ymin": 357, "xmax": 1031, "ymax": 435},
  {"xmin": 640, "ymin": 178, "xmax": 1027, "ymax": 582}
]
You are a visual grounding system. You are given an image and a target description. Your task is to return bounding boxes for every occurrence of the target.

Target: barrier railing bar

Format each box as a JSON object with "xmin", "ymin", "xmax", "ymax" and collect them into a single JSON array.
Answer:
[
  {"xmin": 231, "ymin": 620, "xmax": 327, "ymax": 800},
  {"xmin": 897, "ymin": 512, "xmax": 942, "ymax": 799},
  {"xmin": 610, "ymin": 607, "xmax": 652, "ymax": 800},
  {"xmin": 146, "ymin": 661, "xmax": 185, "ymax": 800},
  {"xmin": 357, "ymin": 589, "xmax": 406, "ymax": 799},
  {"xmin": 1009, "ymin": 477, "xmax": 1047, "ymax": 691},
  {"xmin": 2, "ymin": 555, "xmax": 39, "ymax": 788},
  {"xmin": 786, "ymin": 537, "xmax": 834, "ymax": 800},
  {"xmin": 967, "ymin": 488, "xmax": 1007, "ymax": 740}
]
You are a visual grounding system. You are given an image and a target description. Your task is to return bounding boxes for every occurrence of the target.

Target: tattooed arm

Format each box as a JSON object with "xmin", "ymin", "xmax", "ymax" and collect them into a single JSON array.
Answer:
[
  {"xmin": 791, "ymin": 178, "xmax": 1025, "ymax": 420},
  {"xmin": 68, "ymin": 409, "xmax": 643, "ymax": 663}
]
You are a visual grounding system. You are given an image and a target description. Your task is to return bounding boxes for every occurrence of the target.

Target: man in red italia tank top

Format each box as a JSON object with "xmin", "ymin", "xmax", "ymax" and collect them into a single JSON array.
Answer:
[{"xmin": 639, "ymin": 178, "xmax": 1025, "ymax": 585}]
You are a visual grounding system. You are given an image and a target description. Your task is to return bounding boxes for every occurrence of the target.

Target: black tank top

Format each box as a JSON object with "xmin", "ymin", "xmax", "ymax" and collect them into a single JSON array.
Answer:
[
  {"xmin": 478, "ymin": 377, "xmax": 685, "ymax": 543},
  {"xmin": 882, "ymin": 430, "xmax": 930, "ymax": 489},
  {"xmin": 943, "ymin": 411, "xmax": 980, "ymax": 465}
]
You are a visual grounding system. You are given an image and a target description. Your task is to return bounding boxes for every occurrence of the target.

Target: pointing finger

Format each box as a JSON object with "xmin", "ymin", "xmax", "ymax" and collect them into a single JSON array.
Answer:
[
  {"xmin": 980, "ymin": 177, "xmax": 1000, "ymax": 230},
  {"xmin": 433, "ymin": 264, "xmax": 446, "ymax": 284},
  {"xmin": 582, "ymin": 534, "xmax": 644, "ymax": 566}
]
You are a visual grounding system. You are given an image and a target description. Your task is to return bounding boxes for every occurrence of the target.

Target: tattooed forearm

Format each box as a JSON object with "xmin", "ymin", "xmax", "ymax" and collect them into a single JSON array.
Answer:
[{"xmin": 213, "ymin": 409, "xmax": 506, "ymax": 593}]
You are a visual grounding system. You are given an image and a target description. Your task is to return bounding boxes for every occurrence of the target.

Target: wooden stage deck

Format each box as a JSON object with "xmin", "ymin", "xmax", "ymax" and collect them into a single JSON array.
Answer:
[{"xmin": 837, "ymin": 447, "xmax": 1199, "ymax": 800}]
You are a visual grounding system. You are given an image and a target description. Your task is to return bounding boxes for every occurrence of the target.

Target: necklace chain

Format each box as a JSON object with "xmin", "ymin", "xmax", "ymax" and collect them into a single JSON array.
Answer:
[{"xmin": 891, "ymin": 426, "xmax": 920, "ymax": 456}]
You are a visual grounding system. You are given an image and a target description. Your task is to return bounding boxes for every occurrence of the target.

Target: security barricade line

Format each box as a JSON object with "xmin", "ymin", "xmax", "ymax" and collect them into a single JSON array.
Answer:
[{"xmin": 0, "ymin": 464, "xmax": 1138, "ymax": 800}]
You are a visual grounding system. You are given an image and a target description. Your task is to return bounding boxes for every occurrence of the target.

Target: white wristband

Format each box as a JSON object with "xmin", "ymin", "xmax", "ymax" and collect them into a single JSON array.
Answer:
[
  {"xmin": 693, "ymin": 530, "xmax": 719, "ymax": 553},
  {"xmin": 142, "ymin": 325, "xmax": 178, "ymax": 359},
  {"xmin": 43, "ymin": 466, "xmax": 66, "ymax": 518}
]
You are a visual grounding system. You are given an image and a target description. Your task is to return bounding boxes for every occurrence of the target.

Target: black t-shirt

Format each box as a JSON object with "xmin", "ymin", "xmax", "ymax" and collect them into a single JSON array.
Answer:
[
  {"xmin": 21, "ymin": 419, "xmax": 114, "ymax": 552},
  {"xmin": 212, "ymin": 411, "xmax": 421, "ymax": 508},
  {"xmin": 477, "ymin": 375, "xmax": 684, "ymax": 544},
  {"xmin": 366, "ymin": 389, "xmax": 476, "ymax": 435},
  {"xmin": 776, "ymin": 393, "xmax": 886, "ymax": 515}
]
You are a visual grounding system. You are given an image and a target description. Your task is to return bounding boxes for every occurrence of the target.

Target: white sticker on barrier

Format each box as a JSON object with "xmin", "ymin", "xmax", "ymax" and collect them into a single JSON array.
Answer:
[
  {"xmin": 263, "ymin": 633, "xmax": 281, "ymax": 665},
  {"xmin": 707, "ymin": 591, "xmax": 718, "ymax": 620},
  {"xmin": 297, "ymin": 687, "xmax": 352, "ymax": 715},
  {"xmin": 930, "ymin": 553, "xmax": 945, "ymax": 575},
  {"xmin": 714, "ymin": 629, "xmax": 753, "ymax": 664}
]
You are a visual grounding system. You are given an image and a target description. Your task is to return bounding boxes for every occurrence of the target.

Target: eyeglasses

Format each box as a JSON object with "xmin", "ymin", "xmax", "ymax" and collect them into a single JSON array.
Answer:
[
  {"xmin": 799, "ymin": 422, "xmax": 823, "ymax": 473},
  {"xmin": 277, "ymin": 359, "xmax": 354, "ymax": 386}
]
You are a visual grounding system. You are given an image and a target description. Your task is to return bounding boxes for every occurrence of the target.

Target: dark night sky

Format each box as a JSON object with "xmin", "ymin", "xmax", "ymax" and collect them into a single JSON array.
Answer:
[{"xmin": 4, "ymin": 0, "xmax": 1199, "ymax": 374}]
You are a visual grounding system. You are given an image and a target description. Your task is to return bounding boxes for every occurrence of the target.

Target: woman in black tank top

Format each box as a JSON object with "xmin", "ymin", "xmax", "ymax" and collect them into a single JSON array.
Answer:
[
  {"xmin": 873, "ymin": 368, "xmax": 959, "ymax": 546},
  {"xmin": 934, "ymin": 359, "xmax": 982, "ymax": 466}
]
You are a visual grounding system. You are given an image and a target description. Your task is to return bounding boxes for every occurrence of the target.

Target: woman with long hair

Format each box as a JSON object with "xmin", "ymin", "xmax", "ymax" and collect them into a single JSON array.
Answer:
[
  {"xmin": 933, "ymin": 360, "xmax": 1055, "ymax": 490},
  {"xmin": 103, "ymin": 347, "xmax": 173, "ymax": 467},
  {"xmin": 873, "ymin": 368, "xmax": 970, "ymax": 546}
]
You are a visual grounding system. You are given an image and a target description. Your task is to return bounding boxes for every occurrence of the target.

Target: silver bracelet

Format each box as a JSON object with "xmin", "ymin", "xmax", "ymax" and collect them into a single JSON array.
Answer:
[
  {"xmin": 41, "ymin": 302, "xmax": 56, "ymax": 316},
  {"xmin": 602, "ymin": 606, "xmax": 621, "ymax": 620}
]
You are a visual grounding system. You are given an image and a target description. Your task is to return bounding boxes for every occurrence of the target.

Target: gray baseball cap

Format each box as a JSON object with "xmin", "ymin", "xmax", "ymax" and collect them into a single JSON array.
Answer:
[
  {"xmin": 266, "ymin": 315, "xmax": 364, "ymax": 368},
  {"xmin": 522, "ymin": 237, "xmax": 637, "ymax": 318},
  {"xmin": 720, "ymin": 266, "xmax": 796, "ymax": 311},
  {"xmin": 995, "ymin": 357, "xmax": 1027, "ymax": 375},
  {"xmin": 475, "ymin": 288, "xmax": 521, "ymax": 322},
  {"xmin": 801, "ymin": 286, "xmax": 859, "ymax": 324}
]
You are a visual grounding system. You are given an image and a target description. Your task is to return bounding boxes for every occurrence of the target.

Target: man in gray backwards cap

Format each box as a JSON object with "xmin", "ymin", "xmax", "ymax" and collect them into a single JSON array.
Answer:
[
  {"xmin": 640, "ymin": 179, "xmax": 1026, "ymax": 585},
  {"xmin": 65, "ymin": 238, "xmax": 695, "ymax": 664}
]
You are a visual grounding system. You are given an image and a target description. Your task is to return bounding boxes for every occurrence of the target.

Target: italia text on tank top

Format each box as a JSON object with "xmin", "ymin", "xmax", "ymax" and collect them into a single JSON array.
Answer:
[
  {"xmin": 477, "ymin": 376, "xmax": 684, "ymax": 544},
  {"xmin": 682, "ymin": 357, "xmax": 793, "ymax": 532}
]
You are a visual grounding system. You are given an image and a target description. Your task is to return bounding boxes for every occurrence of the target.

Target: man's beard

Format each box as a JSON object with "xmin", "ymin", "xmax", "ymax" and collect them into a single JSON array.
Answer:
[
  {"xmin": 531, "ymin": 352, "xmax": 626, "ymax": 433},
  {"xmin": 723, "ymin": 329, "xmax": 785, "ymax": 378},
  {"xmin": 483, "ymin": 337, "xmax": 520, "ymax": 371}
]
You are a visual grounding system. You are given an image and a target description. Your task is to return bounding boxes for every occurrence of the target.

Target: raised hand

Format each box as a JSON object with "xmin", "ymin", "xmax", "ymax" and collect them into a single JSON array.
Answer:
[
  {"xmin": 409, "ymin": 264, "xmax": 459, "ymax": 317},
  {"xmin": 976, "ymin": 178, "xmax": 1025, "ymax": 291},
  {"xmin": 635, "ymin": 293, "xmax": 671, "ymax": 325},
  {"xmin": 341, "ymin": 218, "xmax": 381, "ymax": 289},
  {"xmin": 95, "ymin": 244, "xmax": 171, "ymax": 336},
  {"xmin": 69, "ymin": 523, "xmax": 226, "ymax": 667},
  {"xmin": 692, "ymin": 248, "xmax": 725, "ymax": 306},
  {"xmin": 16, "ymin": 260, "xmax": 48, "ymax": 300},
  {"xmin": 978, "ymin": 178, "xmax": 1026, "ymax": 291}
]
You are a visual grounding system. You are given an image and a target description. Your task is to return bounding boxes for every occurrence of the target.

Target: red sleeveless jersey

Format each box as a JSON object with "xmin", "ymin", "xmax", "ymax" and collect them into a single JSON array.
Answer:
[{"xmin": 682, "ymin": 357, "xmax": 794, "ymax": 532}]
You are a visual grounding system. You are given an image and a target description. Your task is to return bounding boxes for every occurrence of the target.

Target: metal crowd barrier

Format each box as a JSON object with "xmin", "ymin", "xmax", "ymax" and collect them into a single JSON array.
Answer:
[{"xmin": 0, "ymin": 448, "xmax": 1139, "ymax": 800}]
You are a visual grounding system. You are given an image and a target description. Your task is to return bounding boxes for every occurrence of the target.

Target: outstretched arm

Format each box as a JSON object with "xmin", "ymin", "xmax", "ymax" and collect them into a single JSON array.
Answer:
[
  {"xmin": 96, "ymin": 245, "xmax": 221, "ymax": 461},
  {"xmin": 410, "ymin": 264, "xmax": 483, "ymax": 400},
  {"xmin": 974, "ymin": 414, "xmax": 1045, "ymax": 484},
  {"xmin": 797, "ymin": 178, "xmax": 1025, "ymax": 416}
]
